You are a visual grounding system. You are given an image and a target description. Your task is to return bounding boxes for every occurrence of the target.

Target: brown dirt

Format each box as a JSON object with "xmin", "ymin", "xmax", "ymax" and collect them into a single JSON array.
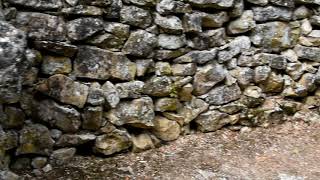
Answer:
[{"xmin": 21, "ymin": 120, "xmax": 320, "ymax": 180}]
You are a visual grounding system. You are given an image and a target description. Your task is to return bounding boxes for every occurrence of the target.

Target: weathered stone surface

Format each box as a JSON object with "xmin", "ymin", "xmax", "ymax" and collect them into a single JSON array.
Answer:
[
  {"xmin": 172, "ymin": 63, "xmax": 197, "ymax": 76},
  {"xmin": 94, "ymin": 129, "xmax": 132, "ymax": 155},
  {"xmin": 16, "ymin": 124, "xmax": 54, "ymax": 156},
  {"xmin": 56, "ymin": 133, "xmax": 96, "ymax": 147},
  {"xmin": 270, "ymin": 0, "xmax": 295, "ymax": 7},
  {"xmin": 136, "ymin": 59, "xmax": 154, "ymax": 76},
  {"xmin": 252, "ymin": 6, "xmax": 292, "ymax": 22},
  {"xmin": 82, "ymin": 106, "xmax": 103, "ymax": 131},
  {"xmin": 246, "ymin": 0, "xmax": 268, "ymax": 5},
  {"xmin": 120, "ymin": 6, "xmax": 152, "ymax": 28},
  {"xmin": 106, "ymin": 97, "xmax": 155, "ymax": 128},
  {"xmin": 294, "ymin": 6, "xmax": 312, "ymax": 20},
  {"xmin": 187, "ymin": 0, "xmax": 235, "ymax": 9},
  {"xmin": 199, "ymin": 11, "xmax": 229, "ymax": 28},
  {"xmin": 61, "ymin": 5, "xmax": 104, "ymax": 16},
  {"xmin": 152, "ymin": 116, "xmax": 181, "ymax": 141},
  {"xmin": 79, "ymin": 0, "xmax": 112, "ymax": 7},
  {"xmin": 87, "ymin": 33, "xmax": 125, "ymax": 51},
  {"xmin": 67, "ymin": 18, "xmax": 104, "ymax": 41},
  {"xmin": 131, "ymin": 133, "xmax": 155, "ymax": 153},
  {"xmin": 173, "ymin": 49, "xmax": 217, "ymax": 64},
  {"xmin": 143, "ymin": 76, "xmax": 174, "ymax": 97},
  {"xmin": 41, "ymin": 56, "xmax": 72, "ymax": 75},
  {"xmin": 31, "ymin": 157, "xmax": 47, "ymax": 169},
  {"xmin": 256, "ymin": 53, "xmax": 288, "ymax": 70},
  {"xmin": 0, "ymin": 106, "xmax": 25, "ymax": 129},
  {"xmin": 158, "ymin": 34, "xmax": 186, "ymax": 50},
  {"xmin": 155, "ymin": 13, "xmax": 183, "ymax": 34},
  {"xmin": 0, "ymin": 171, "xmax": 21, "ymax": 180},
  {"xmin": 260, "ymin": 72, "xmax": 284, "ymax": 93},
  {"xmin": 193, "ymin": 63, "xmax": 226, "ymax": 95},
  {"xmin": 0, "ymin": 20, "xmax": 27, "ymax": 104},
  {"xmin": 202, "ymin": 84, "xmax": 242, "ymax": 105},
  {"xmin": 33, "ymin": 41, "xmax": 78, "ymax": 57},
  {"xmin": 294, "ymin": 45, "xmax": 320, "ymax": 62},
  {"xmin": 254, "ymin": 66, "xmax": 271, "ymax": 83},
  {"xmin": 122, "ymin": 30, "xmax": 157, "ymax": 57},
  {"xmin": 155, "ymin": 62, "xmax": 172, "ymax": 76},
  {"xmin": 32, "ymin": 99, "xmax": 81, "ymax": 133},
  {"xmin": 74, "ymin": 46, "xmax": 136, "ymax": 80},
  {"xmin": 230, "ymin": 67, "xmax": 254, "ymax": 86},
  {"xmin": 195, "ymin": 110, "xmax": 238, "ymax": 132},
  {"xmin": 37, "ymin": 74, "xmax": 89, "ymax": 108},
  {"xmin": 157, "ymin": 0, "xmax": 192, "ymax": 15},
  {"xmin": 218, "ymin": 36, "xmax": 251, "ymax": 63},
  {"xmin": 177, "ymin": 97, "xmax": 209, "ymax": 124},
  {"xmin": 251, "ymin": 21, "xmax": 299, "ymax": 52},
  {"xmin": 87, "ymin": 83, "xmax": 105, "ymax": 106},
  {"xmin": 295, "ymin": 0, "xmax": 320, "ymax": 5},
  {"xmin": 50, "ymin": 148, "xmax": 76, "ymax": 166},
  {"xmin": 228, "ymin": 10, "xmax": 255, "ymax": 34},
  {"xmin": 15, "ymin": 12, "xmax": 66, "ymax": 41},
  {"xmin": 155, "ymin": 98, "xmax": 180, "ymax": 112},
  {"xmin": 0, "ymin": 128, "xmax": 18, "ymax": 153},
  {"xmin": 115, "ymin": 81, "xmax": 145, "ymax": 99},
  {"xmin": 101, "ymin": 81, "xmax": 120, "ymax": 108},
  {"xmin": 182, "ymin": 13, "xmax": 202, "ymax": 33},
  {"xmin": 7, "ymin": 0, "xmax": 62, "ymax": 10}
]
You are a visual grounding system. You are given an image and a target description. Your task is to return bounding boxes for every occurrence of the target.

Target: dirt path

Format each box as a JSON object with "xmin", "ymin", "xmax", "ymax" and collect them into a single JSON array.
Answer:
[{"xmin": 24, "ymin": 121, "xmax": 320, "ymax": 180}]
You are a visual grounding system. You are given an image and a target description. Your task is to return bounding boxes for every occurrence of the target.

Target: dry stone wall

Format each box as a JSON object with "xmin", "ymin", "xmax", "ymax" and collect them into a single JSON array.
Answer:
[{"xmin": 1, "ymin": 0, "xmax": 320, "ymax": 177}]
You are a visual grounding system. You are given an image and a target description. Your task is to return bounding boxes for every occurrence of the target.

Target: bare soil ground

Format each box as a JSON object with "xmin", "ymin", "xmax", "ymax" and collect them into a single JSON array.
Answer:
[{"xmin": 21, "ymin": 120, "xmax": 320, "ymax": 180}]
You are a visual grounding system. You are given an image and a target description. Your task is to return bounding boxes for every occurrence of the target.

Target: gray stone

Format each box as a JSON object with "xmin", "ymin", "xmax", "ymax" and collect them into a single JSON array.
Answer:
[
  {"xmin": 155, "ymin": 98, "xmax": 181, "ymax": 112},
  {"xmin": 202, "ymin": 84, "xmax": 242, "ymax": 105},
  {"xmin": 157, "ymin": 0, "xmax": 192, "ymax": 15},
  {"xmin": 41, "ymin": 56, "xmax": 72, "ymax": 75},
  {"xmin": 101, "ymin": 81, "xmax": 120, "ymax": 108},
  {"xmin": 31, "ymin": 157, "xmax": 47, "ymax": 169},
  {"xmin": 177, "ymin": 97, "xmax": 209, "ymax": 124},
  {"xmin": 79, "ymin": 0, "xmax": 112, "ymax": 7},
  {"xmin": 67, "ymin": 18, "xmax": 104, "ymax": 41},
  {"xmin": 82, "ymin": 106, "xmax": 104, "ymax": 131},
  {"xmin": 56, "ymin": 133, "xmax": 96, "ymax": 147},
  {"xmin": 246, "ymin": 0, "xmax": 268, "ymax": 6},
  {"xmin": 128, "ymin": 0, "xmax": 157, "ymax": 6},
  {"xmin": 193, "ymin": 63, "xmax": 226, "ymax": 95},
  {"xmin": 294, "ymin": 45, "xmax": 320, "ymax": 62},
  {"xmin": 104, "ymin": 22, "xmax": 130, "ymax": 40},
  {"xmin": 106, "ymin": 97, "xmax": 155, "ymax": 128},
  {"xmin": 171, "ymin": 63, "xmax": 197, "ymax": 76},
  {"xmin": 120, "ymin": 6, "xmax": 152, "ymax": 28},
  {"xmin": 131, "ymin": 133, "xmax": 155, "ymax": 153},
  {"xmin": 74, "ymin": 46, "xmax": 136, "ymax": 80},
  {"xmin": 253, "ymin": 6, "xmax": 292, "ymax": 22},
  {"xmin": 122, "ymin": 30, "xmax": 157, "ymax": 57},
  {"xmin": 228, "ymin": 10, "xmax": 255, "ymax": 35},
  {"xmin": 230, "ymin": 67, "xmax": 254, "ymax": 86},
  {"xmin": 230, "ymin": 0, "xmax": 244, "ymax": 18},
  {"xmin": 293, "ymin": 6, "xmax": 312, "ymax": 20},
  {"xmin": 199, "ymin": 11, "xmax": 229, "ymax": 28},
  {"xmin": 143, "ymin": 76, "xmax": 174, "ymax": 97},
  {"xmin": 33, "ymin": 41, "xmax": 78, "ymax": 57},
  {"xmin": 187, "ymin": 0, "xmax": 235, "ymax": 9},
  {"xmin": 1, "ymin": 106, "xmax": 25, "ymax": 129},
  {"xmin": 286, "ymin": 62, "xmax": 304, "ymax": 80},
  {"xmin": 0, "ymin": 21, "xmax": 26, "ymax": 104},
  {"xmin": 61, "ymin": 5, "xmax": 104, "ymax": 16},
  {"xmin": 0, "ymin": 171, "xmax": 21, "ymax": 180},
  {"xmin": 16, "ymin": 124, "xmax": 54, "ymax": 156},
  {"xmin": 204, "ymin": 28, "xmax": 227, "ymax": 47},
  {"xmin": 7, "ymin": 0, "xmax": 62, "ymax": 10},
  {"xmin": 136, "ymin": 59, "xmax": 154, "ymax": 76},
  {"xmin": 103, "ymin": 0, "xmax": 123, "ymax": 19},
  {"xmin": 115, "ymin": 81, "xmax": 145, "ymax": 99},
  {"xmin": 218, "ymin": 36, "xmax": 251, "ymax": 63},
  {"xmin": 182, "ymin": 13, "xmax": 202, "ymax": 33},
  {"xmin": 50, "ymin": 148, "xmax": 76, "ymax": 166},
  {"xmin": 155, "ymin": 48, "xmax": 190, "ymax": 61},
  {"xmin": 195, "ymin": 110, "xmax": 238, "ymax": 132},
  {"xmin": 0, "ymin": 128, "xmax": 18, "ymax": 152},
  {"xmin": 251, "ymin": 21, "xmax": 299, "ymax": 52},
  {"xmin": 295, "ymin": 0, "xmax": 320, "ymax": 5},
  {"xmin": 37, "ymin": 74, "xmax": 89, "ymax": 108},
  {"xmin": 87, "ymin": 33, "xmax": 125, "ymax": 51},
  {"xmin": 270, "ymin": 0, "xmax": 295, "ymax": 7},
  {"xmin": 173, "ymin": 49, "xmax": 217, "ymax": 64},
  {"xmin": 87, "ymin": 83, "xmax": 105, "ymax": 106},
  {"xmin": 15, "ymin": 12, "xmax": 66, "ymax": 41},
  {"xmin": 254, "ymin": 66, "xmax": 271, "ymax": 83},
  {"xmin": 155, "ymin": 13, "xmax": 183, "ymax": 34},
  {"xmin": 158, "ymin": 34, "xmax": 186, "ymax": 50},
  {"xmin": 152, "ymin": 116, "xmax": 181, "ymax": 141},
  {"xmin": 32, "ymin": 99, "xmax": 81, "ymax": 133},
  {"xmin": 94, "ymin": 129, "xmax": 132, "ymax": 155},
  {"xmin": 257, "ymin": 53, "xmax": 288, "ymax": 70},
  {"xmin": 155, "ymin": 62, "xmax": 172, "ymax": 76}
]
